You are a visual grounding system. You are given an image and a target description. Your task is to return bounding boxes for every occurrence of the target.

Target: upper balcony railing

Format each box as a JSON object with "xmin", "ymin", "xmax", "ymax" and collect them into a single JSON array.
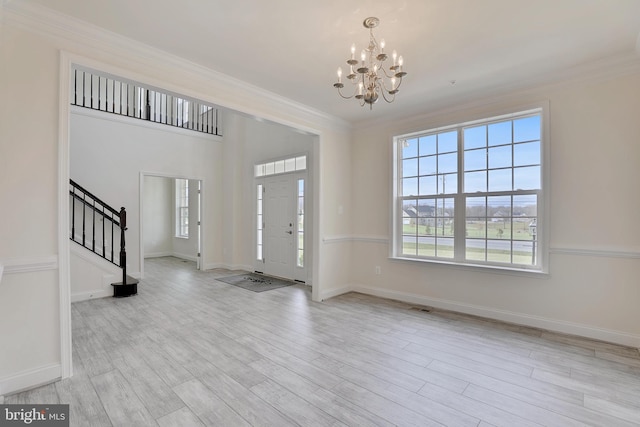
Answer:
[{"xmin": 71, "ymin": 67, "xmax": 221, "ymax": 136}]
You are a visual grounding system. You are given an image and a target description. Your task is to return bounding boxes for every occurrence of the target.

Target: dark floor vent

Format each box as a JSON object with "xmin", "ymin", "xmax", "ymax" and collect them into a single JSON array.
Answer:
[{"xmin": 410, "ymin": 307, "xmax": 432, "ymax": 313}]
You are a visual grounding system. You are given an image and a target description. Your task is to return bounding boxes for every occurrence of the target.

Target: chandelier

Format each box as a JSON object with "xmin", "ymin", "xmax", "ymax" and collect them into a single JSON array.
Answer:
[{"xmin": 333, "ymin": 17, "xmax": 407, "ymax": 109}]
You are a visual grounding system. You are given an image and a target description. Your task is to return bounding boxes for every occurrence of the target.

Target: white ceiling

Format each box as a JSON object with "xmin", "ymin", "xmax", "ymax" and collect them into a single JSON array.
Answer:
[{"xmin": 13, "ymin": 0, "xmax": 640, "ymax": 125}]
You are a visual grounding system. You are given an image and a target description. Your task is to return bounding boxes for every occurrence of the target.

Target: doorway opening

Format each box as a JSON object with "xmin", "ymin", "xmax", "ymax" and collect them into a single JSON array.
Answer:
[
  {"xmin": 254, "ymin": 155, "xmax": 309, "ymax": 283},
  {"xmin": 140, "ymin": 174, "xmax": 204, "ymax": 277}
]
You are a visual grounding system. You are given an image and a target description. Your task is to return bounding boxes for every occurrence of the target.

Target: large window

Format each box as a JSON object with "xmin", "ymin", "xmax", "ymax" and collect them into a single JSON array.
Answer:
[{"xmin": 394, "ymin": 108, "xmax": 545, "ymax": 271}]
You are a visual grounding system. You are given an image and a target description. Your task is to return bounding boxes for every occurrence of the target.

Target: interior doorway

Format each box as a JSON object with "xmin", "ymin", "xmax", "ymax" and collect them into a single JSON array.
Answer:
[{"xmin": 140, "ymin": 174, "xmax": 203, "ymax": 277}]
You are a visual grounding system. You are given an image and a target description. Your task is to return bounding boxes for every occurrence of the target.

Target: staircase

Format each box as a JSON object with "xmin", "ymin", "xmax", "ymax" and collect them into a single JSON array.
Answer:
[{"xmin": 69, "ymin": 179, "xmax": 138, "ymax": 297}]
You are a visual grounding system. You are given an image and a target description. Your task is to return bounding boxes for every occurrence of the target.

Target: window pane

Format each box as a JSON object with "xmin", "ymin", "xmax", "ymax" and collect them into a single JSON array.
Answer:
[
  {"xmin": 274, "ymin": 160, "xmax": 285, "ymax": 174},
  {"xmin": 464, "ymin": 125, "xmax": 486, "ymax": 149},
  {"xmin": 403, "ymin": 138, "xmax": 418, "ymax": 158},
  {"xmin": 466, "ymin": 238, "xmax": 486, "ymax": 261},
  {"xmin": 436, "ymin": 237, "xmax": 454, "ymax": 258},
  {"xmin": 488, "ymin": 196, "xmax": 511, "ymax": 217},
  {"xmin": 416, "ymin": 236, "xmax": 435, "ymax": 257},
  {"xmin": 255, "ymin": 164, "xmax": 264, "ymax": 177},
  {"xmin": 418, "ymin": 135, "xmax": 436, "ymax": 156},
  {"xmin": 514, "ymin": 166, "xmax": 540, "ymax": 190},
  {"xmin": 403, "ymin": 158, "xmax": 418, "ymax": 177},
  {"xmin": 488, "ymin": 145, "xmax": 512, "ymax": 169},
  {"xmin": 402, "ymin": 236, "xmax": 418, "ymax": 256},
  {"xmin": 265, "ymin": 162, "xmax": 274, "ymax": 175},
  {"xmin": 296, "ymin": 156, "xmax": 306, "ymax": 170},
  {"xmin": 285, "ymin": 157, "xmax": 296, "ymax": 172},
  {"xmin": 438, "ymin": 152, "xmax": 457, "ymax": 174},
  {"xmin": 402, "ymin": 200, "xmax": 418, "ymax": 230},
  {"xmin": 419, "ymin": 156, "xmax": 437, "ymax": 176},
  {"xmin": 487, "ymin": 240, "xmax": 511, "ymax": 263},
  {"xmin": 402, "ymin": 178, "xmax": 418, "ymax": 196},
  {"xmin": 464, "ymin": 148, "xmax": 486, "ymax": 171},
  {"xmin": 488, "ymin": 168, "xmax": 512, "ymax": 192},
  {"xmin": 419, "ymin": 176, "xmax": 437, "ymax": 195},
  {"xmin": 514, "ymin": 116, "xmax": 540, "ymax": 142},
  {"xmin": 417, "ymin": 199, "xmax": 436, "ymax": 220},
  {"xmin": 466, "ymin": 219, "xmax": 486, "ymax": 238},
  {"xmin": 513, "ymin": 240, "xmax": 536, "ymax": 265},
  {"xmin": 438, "ymin": 131, "xmax": 457, "ymax": 153},
  {"xmin": 464, "ymin": 171, "xmax": 486, "ymax": 193},
  {"xmin": 514, "ymin": 141, "xmax": 540, "ymax": 166},
  {"xmin": 513, "ymin": 194, "xmax": 537, "ymax": 216},
  {"xmin": 488, "ymin": 121, "xmax": 512, "ymax": 146},
  {"xmin": 439, "ymin": 173, "xmax": 457, "ymax": 194},
  {"xmin": 466, "ymin": 196, "xmax": 486, "ymax": 217}
]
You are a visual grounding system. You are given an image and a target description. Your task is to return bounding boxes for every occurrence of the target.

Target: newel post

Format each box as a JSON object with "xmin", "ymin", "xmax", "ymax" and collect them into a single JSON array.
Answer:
[{"xmin": 119, "ymin": 207, "xmax": 127, "ymax": 286}]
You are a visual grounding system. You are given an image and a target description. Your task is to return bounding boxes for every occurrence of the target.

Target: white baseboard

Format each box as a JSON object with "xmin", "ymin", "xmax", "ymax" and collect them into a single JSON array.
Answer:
[
  {"xmin": 203, "ymin": 263, "xmax": 253, "ymax": 272},
  {"xmin": 0, "ymin": 363, "xmax": 61, "ymax": 396},
  {"xmin": 71, "ymin": 289, "xmax": 111, "ymax": 303},
  {"xmin": 144, "ymin": 252, "xmax": 173, "ymax": 259},
  {"xmin": 343, "ymin": 283, "xmax": 640, "ymax": 348},
  {"xmin": 172, "ymin": 253, "xmax": 198, "ymax": 263},
  {"xmin": 319, "ymin": 285, "xmax": 353, "ymax": 301}
]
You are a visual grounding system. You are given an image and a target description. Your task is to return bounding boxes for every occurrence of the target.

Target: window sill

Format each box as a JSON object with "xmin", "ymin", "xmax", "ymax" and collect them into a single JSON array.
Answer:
[
  {"xmin": 174, "ymin": 236, "xmax": 189, "ymax": 240},
  {"xmin": 389, "ymin": 256, "xmax": 549, "ymax": 278}
]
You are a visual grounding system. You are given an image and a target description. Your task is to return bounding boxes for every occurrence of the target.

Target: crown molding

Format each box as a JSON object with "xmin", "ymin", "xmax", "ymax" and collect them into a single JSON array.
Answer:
[
  {"xmin": 354, "ymin": 50, "xmax": 640, "ymax": 132},
  {"xmin": 2, "ymin": 1, "xmax": 351, "ymax": 133}
]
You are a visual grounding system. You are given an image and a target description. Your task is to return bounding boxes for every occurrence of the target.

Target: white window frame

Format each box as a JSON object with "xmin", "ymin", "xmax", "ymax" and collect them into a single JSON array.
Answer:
[{"xmin": 391, "ymin": 104, "xmax": 549, "ymax": 273}]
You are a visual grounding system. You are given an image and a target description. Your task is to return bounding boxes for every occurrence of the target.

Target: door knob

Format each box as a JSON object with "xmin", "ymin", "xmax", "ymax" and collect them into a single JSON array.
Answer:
[{"xmin": 286, "ymin": 230, "xmax": 293, "ymax": 234}]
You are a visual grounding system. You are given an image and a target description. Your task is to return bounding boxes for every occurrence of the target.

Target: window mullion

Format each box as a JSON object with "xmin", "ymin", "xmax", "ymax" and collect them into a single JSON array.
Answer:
[{"xmin": 454, "ymin": 127, "xmax": 465, "ymax": 261}]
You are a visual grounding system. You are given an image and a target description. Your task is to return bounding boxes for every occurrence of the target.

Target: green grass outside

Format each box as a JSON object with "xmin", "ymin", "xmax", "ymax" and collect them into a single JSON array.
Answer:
[
  {"xmin": 403, "ymin": 220, "xmax": 534, "ymax": 240},
  {"xmin": 402, "ymin": 242, "xmax": 535, "ymax": 265}
]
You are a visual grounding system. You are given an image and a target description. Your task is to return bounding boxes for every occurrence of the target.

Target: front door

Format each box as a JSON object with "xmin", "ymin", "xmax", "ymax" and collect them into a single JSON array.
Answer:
[{"xmin": 262, "ymin": 174, "xmax": 296, "ymax": 279}]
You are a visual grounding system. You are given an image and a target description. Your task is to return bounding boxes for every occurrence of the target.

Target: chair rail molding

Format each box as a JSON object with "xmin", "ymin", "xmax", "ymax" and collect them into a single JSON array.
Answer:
[{"xmin": 0, "ymin": 256, "xmax": 58, "ymax": 275}]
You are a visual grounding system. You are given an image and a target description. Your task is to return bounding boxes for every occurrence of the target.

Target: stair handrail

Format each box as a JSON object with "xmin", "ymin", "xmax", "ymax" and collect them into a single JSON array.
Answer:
[
  {"xmin": 69, "ymin": 179, "xmax": 121, "ymax": 219},
  {"xmin": 69, "ymin": 180, "xmax": 127, "ymax": 283}
]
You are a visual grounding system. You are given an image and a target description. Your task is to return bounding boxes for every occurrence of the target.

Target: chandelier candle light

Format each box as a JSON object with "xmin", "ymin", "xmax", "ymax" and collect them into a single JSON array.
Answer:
[{"xmin": 334, "ymin": 17, "xmax": 407, "ymax": 109}]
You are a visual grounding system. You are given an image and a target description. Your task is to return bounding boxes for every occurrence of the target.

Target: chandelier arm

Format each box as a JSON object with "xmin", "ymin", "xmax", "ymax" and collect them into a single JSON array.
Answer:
[
  {"xmin": 336, "ymin": 85, "xmax": 358, "ymax": 100},
  {"xmin": 379, "ymin": 67, "xmax": 396, "ymax": 79},
  {"xmin": 380, "ymin": 88, "xmax": 396, "ymax": 104}
]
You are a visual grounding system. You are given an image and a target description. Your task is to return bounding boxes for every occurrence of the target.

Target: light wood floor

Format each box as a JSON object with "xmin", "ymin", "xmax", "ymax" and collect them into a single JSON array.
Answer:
[{"xmin": 6, "ymin": 256, "xmax": 640, "ymax": 426}]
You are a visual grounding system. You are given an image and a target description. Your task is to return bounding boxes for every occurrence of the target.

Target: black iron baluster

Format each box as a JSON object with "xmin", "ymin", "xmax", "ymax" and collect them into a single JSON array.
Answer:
[
  {"xmin": 112, "ymin": 78, "xmax": 115, "ymax": 112},
  {"xmin": 92, "ymin": 199, "xmax": 96, "ymax": 251},
  {"xmin": 146, "ymin": 89, "xmax": 151, "ymax": 121},
  {"xmin": 111, "ymin": 212, "xmax": 114, "ymax": 263},
  {"xmin": 73, "ymin": 69, "xmax": 77, "ymax": 105},
  {"xmin": 98, "ymin": 76, "xmax": 101, "ymax": 111},
  {"xmin": 82, "ymin": 71, "xmax": 86, "ymax": 107},
  {"xmin": 215, "ymin": 109, "xmax": 219, "ymax": 135},
  {"xmin": 82, "ymin": 192, "xmax": 86, "ymax": 246},
  {"xmin": 196, "ymin": 103, "xmax": 200, "ymax": 131},
  {"xmin": 102, "ymin": 205, "xmax": 106, "ymax": 257},
  {"xmin": 126, "ymin": 83, "xmax": 129, "ymax": 116},
  {"xmin": 71, "ymin": 186, "xmax": 76, "ymax": 240},
  {"xmin": 90, "ymin": 74, "xmax": 94, "ymax": 109}
]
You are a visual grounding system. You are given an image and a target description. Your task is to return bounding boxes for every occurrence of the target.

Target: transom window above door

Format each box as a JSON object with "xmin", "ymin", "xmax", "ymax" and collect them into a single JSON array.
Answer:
[{"xmin": 254, "ymin": 155, "xmax": 306, "ymax": 177}]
